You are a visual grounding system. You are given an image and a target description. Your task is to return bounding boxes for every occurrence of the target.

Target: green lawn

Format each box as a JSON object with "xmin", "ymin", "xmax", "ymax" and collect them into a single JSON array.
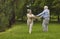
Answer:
[{"xmin": 0, "ymin": 22, "xmax": 60, "ymax": 39}]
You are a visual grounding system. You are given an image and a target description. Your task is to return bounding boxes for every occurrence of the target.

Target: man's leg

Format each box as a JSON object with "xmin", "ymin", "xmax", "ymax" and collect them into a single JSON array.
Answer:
[
  {"xmin": 45, "ymin": 18, "xmax": 49, "ymax": 32},
  {"xmin": 45, "ymin": 24, "xmax": 48, "ymax": 32},
  {"xmin": 42, "ymin": 18, "xmax": 49, "ymax": 32},
  {"xmin": 42, "ymin": 19, "xmax": 46, "ymax": 32}
]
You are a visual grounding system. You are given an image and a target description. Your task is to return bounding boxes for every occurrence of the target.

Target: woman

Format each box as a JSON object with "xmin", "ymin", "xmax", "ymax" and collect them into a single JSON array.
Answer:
[{"xmin": 27, "ymin": 9, "xmax": 35, "ymax": 34}]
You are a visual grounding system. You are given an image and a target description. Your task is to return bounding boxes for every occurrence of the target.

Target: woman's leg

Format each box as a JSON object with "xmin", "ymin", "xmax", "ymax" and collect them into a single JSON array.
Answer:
[{"xmin": 29, "ymin": 21, "xmax": 33, "ymax": 34}]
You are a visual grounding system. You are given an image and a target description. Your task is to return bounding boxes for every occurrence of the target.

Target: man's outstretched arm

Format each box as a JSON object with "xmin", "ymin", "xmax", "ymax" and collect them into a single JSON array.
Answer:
[{"xmin": 36, "ymin": 10, "xmax": 45, "ymax": 16}]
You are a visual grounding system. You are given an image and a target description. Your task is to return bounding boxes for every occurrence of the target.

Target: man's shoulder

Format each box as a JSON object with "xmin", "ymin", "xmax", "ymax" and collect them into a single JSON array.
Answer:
[{"xmin": 44, "ymin": 9, "xmax": 49, "ymax": 12}]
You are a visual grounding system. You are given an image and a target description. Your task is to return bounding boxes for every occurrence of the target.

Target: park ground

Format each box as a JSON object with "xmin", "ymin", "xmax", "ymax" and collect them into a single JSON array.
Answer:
[{"xmin": 0, "ymin": 22, "xmax": 60, "ymax": 39}]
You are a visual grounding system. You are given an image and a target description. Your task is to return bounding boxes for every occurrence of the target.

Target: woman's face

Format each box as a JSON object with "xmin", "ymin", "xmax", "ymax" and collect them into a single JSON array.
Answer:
[
  {"xmin": 28, "ymin": 10, "xmax": 32, "ymax": 14},
  {"xmin": 27, "ymin": 9, "xmax": 32, "ymax": 14}
]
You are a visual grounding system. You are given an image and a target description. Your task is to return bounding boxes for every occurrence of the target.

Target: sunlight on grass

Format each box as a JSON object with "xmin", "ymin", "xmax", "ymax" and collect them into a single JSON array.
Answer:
[{"xmin": 0, "ymin": 23, "xmax": 60, "ymax": 39}]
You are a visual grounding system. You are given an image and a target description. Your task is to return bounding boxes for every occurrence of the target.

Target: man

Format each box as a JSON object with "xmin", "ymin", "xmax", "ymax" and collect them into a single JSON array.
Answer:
[
  {"xmin": 37, "ymin": 6, "xmax": 50, "ymax": 32},
  {"xmin": 27, "ymin": 9, "xmax": 35, "ymax": 34}
]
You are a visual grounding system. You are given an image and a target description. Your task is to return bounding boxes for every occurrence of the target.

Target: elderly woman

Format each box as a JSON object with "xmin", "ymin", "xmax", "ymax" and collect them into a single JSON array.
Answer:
[
  {"xmin": 27, "ymin": 9, "xmax": 35, "ymax": 34},
  {"xmin": 37, "ymin": 6, "xmax": 50, "ymax": 32}
]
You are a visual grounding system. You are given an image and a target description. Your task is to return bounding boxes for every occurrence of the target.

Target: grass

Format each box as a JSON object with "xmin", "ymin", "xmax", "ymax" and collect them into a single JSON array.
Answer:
[{"xmin": 0, "ymin": 22, "xmax": 60, "ymax": 39}]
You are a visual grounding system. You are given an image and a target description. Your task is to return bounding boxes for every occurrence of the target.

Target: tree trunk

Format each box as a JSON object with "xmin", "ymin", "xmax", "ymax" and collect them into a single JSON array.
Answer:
[
  {"xmin": 58, "ymin": 15, "xmax": 60, "ymax": 22},
  {"xmin": 57, "ymin": 12, "xmax": 60, "ymax": 23}
]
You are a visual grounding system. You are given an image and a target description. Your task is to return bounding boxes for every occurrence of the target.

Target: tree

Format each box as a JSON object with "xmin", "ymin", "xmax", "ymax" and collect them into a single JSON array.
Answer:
[
  {"xmin": 52, "ymin": 0, "xmax": 60, "ymax": 22},
  {"xmin": 0, "ymin": 0, "xmax": 16, "ymax": 31}
]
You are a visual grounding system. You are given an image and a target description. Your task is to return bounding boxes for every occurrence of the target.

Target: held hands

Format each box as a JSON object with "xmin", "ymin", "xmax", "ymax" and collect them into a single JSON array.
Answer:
[
  {"xmin": 30, "ymin": 14, "xmax": 41, "ymax": 20},
  {"xmin": 35, "ymin": 15, "xmax": 41, "ymax": 20}
]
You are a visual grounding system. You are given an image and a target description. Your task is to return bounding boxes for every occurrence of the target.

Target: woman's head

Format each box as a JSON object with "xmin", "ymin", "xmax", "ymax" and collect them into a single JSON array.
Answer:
[{"xmin": 27, "ymin": 9, "xmax": 32, "ymax": 14}]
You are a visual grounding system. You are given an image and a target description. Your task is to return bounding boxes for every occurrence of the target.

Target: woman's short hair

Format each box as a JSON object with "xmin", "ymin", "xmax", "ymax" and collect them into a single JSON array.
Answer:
[{"xmin": 27, "ymin": 9, "xmax": 31, "ymax": 13}]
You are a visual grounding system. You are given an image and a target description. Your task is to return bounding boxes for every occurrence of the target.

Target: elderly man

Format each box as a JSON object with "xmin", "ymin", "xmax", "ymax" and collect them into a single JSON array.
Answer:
[
  {"xmin": 27, "ymin": 9, "xmax": 35, "ymax": 34},
  {"xmin": 37, "ymin": 6, "xmax": 50, "ymax": 32}
]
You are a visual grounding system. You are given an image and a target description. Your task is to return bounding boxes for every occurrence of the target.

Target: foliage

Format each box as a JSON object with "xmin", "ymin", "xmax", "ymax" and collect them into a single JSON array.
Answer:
[
  {"xmin": 0, "ymin": 0, "xmax": 60, "ymax": 31},
  {"xmin": 0, "ymin": 0, "xmax": 15, "ymax": 31}
]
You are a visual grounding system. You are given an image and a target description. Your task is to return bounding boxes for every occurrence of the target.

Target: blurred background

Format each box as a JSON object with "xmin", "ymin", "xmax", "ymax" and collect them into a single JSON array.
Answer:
[{"xmin": 0, "ymin": 0, "xmax": 60, "ymax": 32}]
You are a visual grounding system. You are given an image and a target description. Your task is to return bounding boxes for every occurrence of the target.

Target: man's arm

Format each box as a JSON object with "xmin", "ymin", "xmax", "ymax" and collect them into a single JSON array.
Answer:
[{"xmin": 36, "ymin": 10, "xmax": 45, "ymax": 16}]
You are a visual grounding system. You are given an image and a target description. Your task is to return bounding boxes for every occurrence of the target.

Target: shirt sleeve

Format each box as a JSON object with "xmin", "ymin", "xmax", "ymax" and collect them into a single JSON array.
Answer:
[{"xmin": 37, "ymin": 10, "xmax": 45, "ymax": 16}]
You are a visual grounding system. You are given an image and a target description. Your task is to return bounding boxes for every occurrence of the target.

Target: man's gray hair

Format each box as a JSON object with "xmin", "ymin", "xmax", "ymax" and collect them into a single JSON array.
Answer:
[{"xmin": 44, "ymin": 6, "xmax": 48, "ymax": 9}]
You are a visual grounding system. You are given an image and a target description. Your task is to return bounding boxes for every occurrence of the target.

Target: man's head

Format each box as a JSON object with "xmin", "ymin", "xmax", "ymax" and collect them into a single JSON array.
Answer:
[{"xmin": 44, "ymin": 6, "xmax": 48, "ymax": 9}]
